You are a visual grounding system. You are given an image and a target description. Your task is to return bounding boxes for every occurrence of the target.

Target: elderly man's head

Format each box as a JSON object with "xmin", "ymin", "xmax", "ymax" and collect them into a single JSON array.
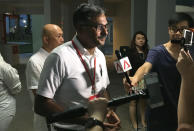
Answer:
[{"xmin": 42, "ymin": 24, "xmax": 64, "ymax": 52}]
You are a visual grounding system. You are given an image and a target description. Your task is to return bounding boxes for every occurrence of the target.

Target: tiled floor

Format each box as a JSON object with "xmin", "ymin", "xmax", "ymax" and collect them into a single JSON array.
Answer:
[{"xmin": 7, "ymin": 64, "xmax": 146, "ymax": 131}]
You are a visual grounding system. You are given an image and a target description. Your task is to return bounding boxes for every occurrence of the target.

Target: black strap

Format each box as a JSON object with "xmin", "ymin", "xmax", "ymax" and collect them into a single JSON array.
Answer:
[{"xmin": 85, "ymin": 117, "xmax": 104, "ymax": 129}]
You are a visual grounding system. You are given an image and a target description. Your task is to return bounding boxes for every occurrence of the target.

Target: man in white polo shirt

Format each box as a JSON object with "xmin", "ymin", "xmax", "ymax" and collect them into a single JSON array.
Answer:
[
  {"xmin": 0, "ymin": 54, "xmax": 21, "ymax": 131},
  {"xmin": 35, "ymin": 3, "xmax": 120, "ymax": 131},
  {"xmin": 26, "ymin": 24, "xmax": 64, "ymax": 131}
]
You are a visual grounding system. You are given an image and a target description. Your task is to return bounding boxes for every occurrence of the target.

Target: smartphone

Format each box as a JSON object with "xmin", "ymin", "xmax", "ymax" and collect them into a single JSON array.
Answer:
[{"xmin": 183, "ymin": 29, "xmax": 193, "ymax": 46}]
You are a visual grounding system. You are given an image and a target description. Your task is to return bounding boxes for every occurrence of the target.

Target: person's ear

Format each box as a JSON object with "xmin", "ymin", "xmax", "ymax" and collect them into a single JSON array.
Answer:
[
  {"xmin": 168, "ymin": 27, "xmax": 170, "ymax": 30},
  {"xmin": 43, "ymin": 36, "xmax": 49, "ymax": 44},
  {"xmin": 168, "ymin": 27, "xmax": 172, "ymax": 34}
]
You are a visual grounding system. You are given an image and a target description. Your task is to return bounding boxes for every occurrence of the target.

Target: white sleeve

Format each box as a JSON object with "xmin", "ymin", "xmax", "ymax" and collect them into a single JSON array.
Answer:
[
  {"xmin": 103, "ymin": 56, "xmax": 110, "ymax": 88},
  {"xmin": 37, "ymin": 53, "xmax": 65, "ymax": 99},
  {"xmin": 3, "ymin": 64, "xmax": 22, "ymax": 95},
  {"xmin": 0, "ymin": 53, "xmax": 4, "ymax": 61},
  {"xmin": 26, "ymin": 60, "xmax": 41, "ymax": 90}
]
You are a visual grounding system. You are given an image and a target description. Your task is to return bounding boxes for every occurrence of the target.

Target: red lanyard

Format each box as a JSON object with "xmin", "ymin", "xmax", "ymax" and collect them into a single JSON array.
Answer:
[{"xmin": 72, "ymin": 40, "xmax": 96, "ymax": 95}]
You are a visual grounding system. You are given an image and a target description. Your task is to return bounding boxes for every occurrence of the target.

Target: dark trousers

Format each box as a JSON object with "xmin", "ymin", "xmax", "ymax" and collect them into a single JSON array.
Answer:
[
  {"xmin": 51, "ymin": 123, "xmax": 85, "ymax": 131},
  {"xmin": 146, "ymin": 105, "xmax": 178, "ymax": 131}
]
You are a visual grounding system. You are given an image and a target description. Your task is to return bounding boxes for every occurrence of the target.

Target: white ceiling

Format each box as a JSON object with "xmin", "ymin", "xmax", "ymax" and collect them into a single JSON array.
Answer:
[
  {"xmin": 1, "ymin": 0, "xmax": 193, "ymax": 14},
  {"xmin": 0, "ymin": 0, "xmax": 42, "ymax": 14},
  {"xmin": 3, "ymin": 0, "xmax": 193, "ymax": 15},
  {"xmin": 0, "ymin": 0, "xmax": 125, "ymax": 14}
]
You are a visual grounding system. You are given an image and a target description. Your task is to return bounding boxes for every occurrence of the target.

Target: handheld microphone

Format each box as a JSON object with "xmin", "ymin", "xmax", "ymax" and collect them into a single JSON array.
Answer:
[{"xmin": 114, "ymin": 50, "xmax": 132, "ymax": 85}]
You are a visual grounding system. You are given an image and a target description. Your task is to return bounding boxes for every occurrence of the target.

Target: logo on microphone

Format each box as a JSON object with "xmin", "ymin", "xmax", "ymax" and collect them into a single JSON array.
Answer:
[{"xmin": 114, "ymin": 57, "xmax": 132, "ymax": 73}]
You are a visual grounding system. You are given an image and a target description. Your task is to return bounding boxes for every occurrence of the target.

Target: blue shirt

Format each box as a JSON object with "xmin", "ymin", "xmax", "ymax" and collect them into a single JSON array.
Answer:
[
  {"xmin": 146, "ymin": 45, "xmax": 181, "ymax": 108},
  {"xmin": 145, "ymin": 45, "xmax": 181, "ymax": 130}
]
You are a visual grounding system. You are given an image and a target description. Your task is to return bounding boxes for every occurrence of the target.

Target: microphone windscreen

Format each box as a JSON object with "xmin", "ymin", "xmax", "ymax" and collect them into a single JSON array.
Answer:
[{"xmin": 115, "ymin": 50, "xmax": 122, "ymax": 59}]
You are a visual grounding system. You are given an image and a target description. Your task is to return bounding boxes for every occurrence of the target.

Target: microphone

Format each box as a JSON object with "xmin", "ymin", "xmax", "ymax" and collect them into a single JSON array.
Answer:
[
  {"xmin": 114, "ymin": 50, "xmax": 132, "ymax": 85},
  {"xmin": 47, "ymin": 105, "xmax": 87, "ymax": 124},
  {"xmin": 47, "ymin": 72, "xmax": 166, "ymax": 124},
  {"xmin": 108, "ymin": 93, "xmax": 139, "ymax": 107},
  {"xmin": 47, "ymin": 94, "xmax": 140, "ymax": 124}
]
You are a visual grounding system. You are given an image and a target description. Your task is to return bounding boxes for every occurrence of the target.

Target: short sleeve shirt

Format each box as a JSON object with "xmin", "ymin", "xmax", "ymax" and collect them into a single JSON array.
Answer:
[
  {"xmin": 0, "ymin": 60, "xmax": 21, "ymax": 119},
  {"xmin": 26, "ymin": 48, "xmax": 49, "ymax": 90},
  {"xmin": 37, "ymin": 36, "xmax": 110, "ymax": 108},
  {"xmin": 146, "ymin": 45, "xmax": 181, "ymax": 108}
]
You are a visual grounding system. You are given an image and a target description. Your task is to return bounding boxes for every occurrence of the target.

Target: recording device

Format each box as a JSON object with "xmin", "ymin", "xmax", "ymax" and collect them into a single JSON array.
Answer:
[
  {"xmin": 181, "ymin": 29, "xmax": 194, "ymax": 51},
  {"xmin": 47, "ymin": 94, "xmax": 140, "ymax": 124},
  {"xmin": 144, "ymin": 72, "xmax": 164, "ymax": 109},
  {"xmin": 47, "ymin": 71, "xmax": 165, "ymax": 124},
  {"xmin": 47, "ymin": 70, "xmax": 164, "ymax": 125}
]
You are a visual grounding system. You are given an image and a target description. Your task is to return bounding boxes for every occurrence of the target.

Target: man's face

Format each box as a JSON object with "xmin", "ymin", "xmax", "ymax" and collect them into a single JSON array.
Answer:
[
  {"xmin": 48, "ymin": 26, "xmax": 64, "ymax": 50},
  {"xmin": 168, "ymin": 20, "xmax": 189, "ymax": 42},
  {"xmin": 80, "ymin": 14, "xmax": 109, "ymax": 47}
]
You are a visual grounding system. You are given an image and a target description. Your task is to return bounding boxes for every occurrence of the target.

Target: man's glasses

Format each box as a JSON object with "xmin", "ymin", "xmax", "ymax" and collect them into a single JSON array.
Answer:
[
  {"xmin": 94, "ymin": 24, "xmax": 110, "ymax": 32},
  {"xmin": 82, "ymin": 23, "xmax": 110, "ymax": 32},
  {"xmin": 170, "ymin": 26, "xmax": 189, "ymax": 34}
]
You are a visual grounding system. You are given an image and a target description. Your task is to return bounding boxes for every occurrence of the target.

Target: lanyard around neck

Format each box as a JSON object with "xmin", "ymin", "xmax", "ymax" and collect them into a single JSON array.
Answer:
[{"xmin": 72, "ymin": 40, "xmax": 96, "ymax": 95}]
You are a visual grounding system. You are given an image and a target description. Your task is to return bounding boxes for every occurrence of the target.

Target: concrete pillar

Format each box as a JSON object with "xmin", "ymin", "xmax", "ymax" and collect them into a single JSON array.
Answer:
[
  {"xmin": 44, "ymin": 0, "xmax": 62, "ymax": 25},
  {"xmin": 131, "ymin": 0, "xmax": 148, "ymax": 38},
  {"xmin": 44, "ymin": 0, "xmax": 51, "ymax": 24},
  {"xmin": 31, "ymin": 15, "xmax": 44, "ymax": 53},
  {"xmin": 29, "ymin": 0, "xmax": 51, "ymax": 54},
  {"xmin": 43, "ymin": 0, "xmax": 75, "ymax": 41},
  {"xmin": 60, "ymin": 1, "xmax": 75, "ymax": 42},
  {"xmin": 50, "ymin": 0, "xmax": 61, "ymax": 25},
  {"xmin": 147, "ymin": 0, "xmax": 176, "ymax": 47}
]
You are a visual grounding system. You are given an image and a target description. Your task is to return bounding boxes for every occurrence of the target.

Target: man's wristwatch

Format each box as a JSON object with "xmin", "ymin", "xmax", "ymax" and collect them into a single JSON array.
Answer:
[{"xmin": 85, "ymin": 117, "xmax": 104, "ymax": 129}]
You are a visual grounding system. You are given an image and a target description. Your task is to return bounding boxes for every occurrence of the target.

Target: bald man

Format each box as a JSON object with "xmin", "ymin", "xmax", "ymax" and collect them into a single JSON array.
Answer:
[{"xmin": 26, "ymin": 24, "xmax": 64, "ymax": 131}]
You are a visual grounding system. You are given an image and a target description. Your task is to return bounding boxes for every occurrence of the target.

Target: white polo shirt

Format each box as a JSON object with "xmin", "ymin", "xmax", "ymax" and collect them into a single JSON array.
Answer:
[
  {"xmin": 0, "ymin": 60, "xmax": 21, "ymax": 120},
  {"xmin": 26, "ymin": 48, "xmax": 49, "ymax": 91},
  {"xmin": 26, "ymin": 48, "xmax": 49, "ymax": 131},
  {"xmin": 37, "ymin": 36, "xmax": 110, "ymax": 108}
]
